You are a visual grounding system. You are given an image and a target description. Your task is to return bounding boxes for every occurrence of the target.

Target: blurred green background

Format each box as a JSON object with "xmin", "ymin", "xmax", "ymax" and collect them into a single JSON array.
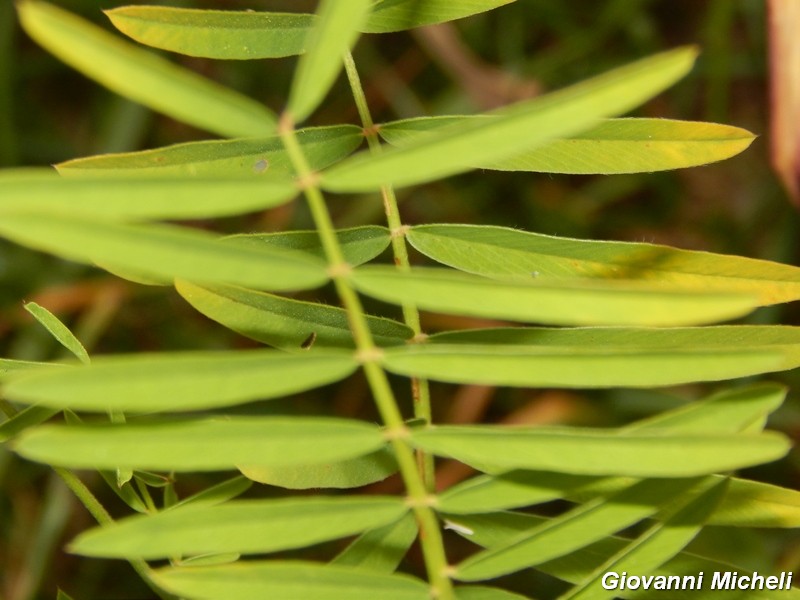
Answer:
[{"xmin": 1, "ymin": 1, "xmax": 798, "ymax": 598}]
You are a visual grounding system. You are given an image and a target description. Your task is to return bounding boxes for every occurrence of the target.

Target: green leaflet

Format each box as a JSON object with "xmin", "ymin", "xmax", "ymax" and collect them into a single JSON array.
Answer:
[
  {"xmin": 406, "ymin": 224, "xmax": 800, "ymax": 305},
  {"xmin": 331, "ymin": 513, "xmax": 418, "ymax": 573},
  {"xmin": 0, "ymin": 214, "xmax": 328, "ymax": 292},
  {"xmin": 0, "ymin": 170, "xmax": 297, "ymax": 220},
  {"xmin": 380, "ymin": 118, "xmax": 755, "ymax": 173},
  {"xmin": 410, "ymin": 426, "xmax": 789, "ymax": 477},
  {"xmin": 240, "ymin": 447, "xmax": 397, "ymax": 489},
  {"xmin": 287, "ymin": 0, "xmax": 372, "ymax": 122},
  {"xmin": 454, "ymin": 478, "xmax": 704, "ymax": 581},
  {"xmin": 417, "ymin": 326, "xmax": 800, "ymax": 385},
  {"xmin": 57, "ymin": 125, "xmax": 363, "ymax": 178},
  {"xmin": 381, "ymin": 327, "xmax": 800, "ymax": 388},
  {"xmin": 438, "ymin": 384, "xmax": 790, "ymax": 516},
  {"xmin": 106, "ymin": 2, "xmax": 514, "ymax": 60},
  {"xmin": 175, "ymin": 281, "xmax": 412, "ymax": 350},
  {"xmin": 56, "ymin": 590, "xmax": 75, "ymax": 600},
  {"xmin": 224, "ymin": 226, "xmax": 391, "ymax": 265},
  {"xmin": 382, "ymin": 343, "xmax": 783, "ymax": 388},
  {"xmin": 350, "ymin": 266, "xmax": 763, "ymax": 327},
  {"xmin": 560, "ymin": 478, "xmax": 727, "ymax": 600},
  {"xmin": 151, "ymin": 561, "xmax": 430, "ymax": 600},
  {"xmin": 24, "ymin": 302, "xmax": 90, "ymax": 364},
  {"xmin": 13, "ymin": 416, "xmax": 386, "ymax": 471},
  {"xmin": 70, "ymin": 496, "xmax": 408, "ymax": 559},
  {"xmin": 16, "ymin": 1, "xmax": 274, "ymax": 138},
  {"xmin": 711, "ymin": 478, "xmax": 800, "ymax": 527},
  {"xmin": 352, "ymin": 266, "xmax": 759, "ymax": 327},
  {"xmin": 0, "ymin": 357, "xmax": 52, "ymax": 381},
  {"xmin": 450, "ymin": 512, "xmax": 800, "ymax": 600},
  {"xmin": 106, "ymin": 7, "xmax": 315, "ymax": 59},
  {"xmin": 321, "ymin": 47, "xmax": 697, "ymax": 191},
  {"xmin": 3, "ymin": 349, "xmax": 357, "ymax": 412},
  {"xmin": 363, "ymin": 0, "xmax": 516, "ymax": 33}
]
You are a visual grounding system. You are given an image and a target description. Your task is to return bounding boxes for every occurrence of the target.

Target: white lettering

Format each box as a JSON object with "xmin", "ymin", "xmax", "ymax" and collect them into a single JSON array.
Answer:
[
  {"xmin": 601, "ymin": 572, "xmax": 619, "ymax": 590},
  {"xmin": 712, "ymin": 571, "xmax": 732, "ymax": 589}
]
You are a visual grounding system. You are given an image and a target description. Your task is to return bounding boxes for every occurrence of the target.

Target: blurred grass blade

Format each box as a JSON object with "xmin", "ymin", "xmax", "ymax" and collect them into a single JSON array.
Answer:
[
  {"xmin": 321, "ymin": 47, "xmax": 697, "ymax": 191},
  {"xmin": 176, "ymin": 280, "xmax": 412, "ymax": 349},
  {"xmin": 70, "ymin": 496, "xmax": 408, "ymax": 559},
  {"xmin": 287, "ymin": 0, "xmax": 372, "ymax": 122},
  {"xmin": 24, "ymin": 302, "xmax": 90, "ymax": 364},
  {"xmin": 17, "ymin": 0, "xmax": 275, "ymax": 137},
  {"xmin": 106, "ymin": 6, "xmax": 314, "ymax": 59},
  {"xmin": 240, "ymin": 447, "xmax": 397, "ymax": 489},
  {"xmin": 410, "ymin": 426, "xmax": 790, "ymax": 477},
  {"xmin": 57, "ymin": 125, "xmax": 363, "ymax": 178},
  {"xmin": 4, "ymin": 349, "xmax": 357, "ymax": 412},
  {"xmin": 152, "ymin": 561, "xmax": 430, "ymax": 600},
  {"xmin": 452, "ymin": 512, "xmax": 800, "ymax": 599},
  {"xmin": 381, "ymin": 117, "xmax": 754, "ymax": 173},
  {"xmin": 331, "ymin": 512, "xmax": 417, "ymax": 573},
  {"xmin": 560, "ymin": 478, "xmax": 726, "ymax": 600},
  {"xmin": 363, "ymin": 0, "xmax": 515, "ymax": 33},
  {"xmin": 0, "ymin": 214, "xmax": 328, "ymax": 291},
  {"xmin": 407, "ymin": 224, "xmax": 800, "ymax": 305},
  {"xmin": 455, "ymin": 478, "xmax": 703, "ymax": 581},
  {"xmin": 352, "ymin": 266, "xmax": 760, "ymax": 327},
  {"xmin": 224, "ymin": 225, "xmax": 391, "ymax": 265},
  {"xmin": 0, "ymin": 170, "xmax": 298, "ymax": 220},
  {"xmin": 14, "ymin": 416, "xmax": 387, "ymax": 471}
]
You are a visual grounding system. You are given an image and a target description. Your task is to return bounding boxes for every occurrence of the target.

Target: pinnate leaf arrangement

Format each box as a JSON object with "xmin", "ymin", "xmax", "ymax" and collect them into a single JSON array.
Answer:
[{"xmin": 2, "ymin": 1, "xmax": 799, "ymax": 599}]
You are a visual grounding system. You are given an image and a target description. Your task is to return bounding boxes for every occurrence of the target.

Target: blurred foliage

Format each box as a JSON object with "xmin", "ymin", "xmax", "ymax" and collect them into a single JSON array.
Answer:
[{"xmin": 1, "ymin": 1, "xmax": 799, "ymax": 598}]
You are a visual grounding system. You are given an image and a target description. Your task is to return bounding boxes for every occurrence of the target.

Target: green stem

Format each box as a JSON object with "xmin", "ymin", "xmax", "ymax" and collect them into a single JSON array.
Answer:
[
  {"xmin": 54, "ymin": 467, "xmax": 176, "ymax": 600},
  {"xmin": 279, "ymin": 111, "xmax": 454, "ymax": 599},
  {"xmin": 342, "ymin": 52, "xmax": 436, "ymax": 491}
]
